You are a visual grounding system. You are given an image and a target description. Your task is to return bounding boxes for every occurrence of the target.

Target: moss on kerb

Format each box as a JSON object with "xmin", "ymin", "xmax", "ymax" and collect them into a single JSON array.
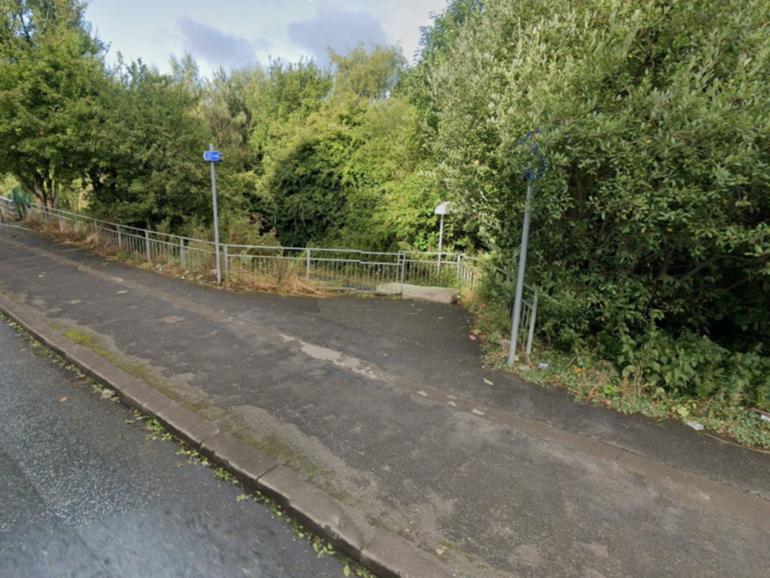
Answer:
[
  {"xmin": 60, "ymin": 326, "xmax": 218, "ymax": 416},
  {"xmin": 63, "ymin": 328, "xmax": 113, "ymax": 358},
  {"xmin": 57, "ymin": 326, "xmax": 342, "ymax": 489},
  {"xmin": 63, "ymin": 327, "xmax": 161, "ymax": 387},
  {"xmin": 224, "ymin": 425, "xmax": 328, "ymax": 482}
]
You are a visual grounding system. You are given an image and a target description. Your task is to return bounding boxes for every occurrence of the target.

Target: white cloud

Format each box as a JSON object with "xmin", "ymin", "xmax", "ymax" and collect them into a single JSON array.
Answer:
[
  {"xmin": 287, "ymin": 3, "xmax": 388, "ymax": 65},
  {"xmin": 178, "ymin": 17, "xmax": 258, "ymax": 70},
  {"xmin": 86, "ymin": 0, "xmax": 449, "ymax": 76}
]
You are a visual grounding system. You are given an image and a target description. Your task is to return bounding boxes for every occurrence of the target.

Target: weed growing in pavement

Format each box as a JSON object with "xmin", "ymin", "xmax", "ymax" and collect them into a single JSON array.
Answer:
[
  {"xmin": 1, "ymin": 312, "xmax": 105, "ymax": 395},
  {"xmin": 214, "ymin": 467, "xmax": 238, "ymax": 483},
  {"xmin": 143, "ymin": 416, "xmax": 174, "ymax": 441},
  {"xmin": 174, "ymin": 445, "xmax": 210, "ymax": 466},
  {"xmin": 124, "ymin": 401, "xmax": 377, "ymax": 576}
]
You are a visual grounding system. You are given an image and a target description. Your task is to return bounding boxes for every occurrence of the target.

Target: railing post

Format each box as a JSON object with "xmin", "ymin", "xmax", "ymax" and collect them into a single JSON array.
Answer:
[
  {"xmin": 179, "ymin": 237, "xmax": 186, "ymax": 269},
  {"xmin": 456, "ymin": 254, "xmax": 462, "ymax": 286},
  {"xmin": 117, "ymin": 225, "xmax": 122, "ymax": 248},
  {"xmin": 144, "ymin": 229, "xmax": 151, "ymax": 264},
  {"xmin": 306, "ymin": 248, "xmax": 311, "ymax": 279},
  {"xmin": 526, "ymin": 290, "xmax": 538, "ymax": 356},
  {"xmin": 399, "ymin": 251, "xmax": 406, "ymax": 293},
  {"xmin": 223, "ymin": 244, "xmax": 229, "ymax": 281}
]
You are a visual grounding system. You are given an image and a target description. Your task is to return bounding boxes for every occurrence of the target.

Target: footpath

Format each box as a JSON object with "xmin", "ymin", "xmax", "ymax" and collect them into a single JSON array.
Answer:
[{"xmin": 1, "ymin": 223, "xmax": 769, "ymax": 577}]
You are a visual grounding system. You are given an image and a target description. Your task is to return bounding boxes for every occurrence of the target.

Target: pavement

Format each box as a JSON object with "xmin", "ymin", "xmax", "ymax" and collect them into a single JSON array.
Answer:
[
  {"xmin": 0, "ymin": 317, "xmax": 345, "ymax": 577},
  {"xmin": 1, "ymin": 222, "xmax": 769, "ymax": 577}
]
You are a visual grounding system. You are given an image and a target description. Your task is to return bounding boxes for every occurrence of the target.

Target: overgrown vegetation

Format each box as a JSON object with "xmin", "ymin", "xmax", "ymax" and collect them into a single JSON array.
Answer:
[
  {"xmin": 432, "ymin": 0, "xmax": 770, "ymax": 416},
  {"xmin": 2, "ymin": 0, "xmax": 770, "ymax": 443}
]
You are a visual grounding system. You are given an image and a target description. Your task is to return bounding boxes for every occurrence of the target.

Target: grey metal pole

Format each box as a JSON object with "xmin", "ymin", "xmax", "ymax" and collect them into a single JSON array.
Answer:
[
  {"xmin": 223, "ymin": 243, "xmax": 229, "ymax": 282},
  {"xmin": 437, "ymin": 213, "xmax": 445, "ymax": 274},
  {"xmin": 526, "ymin": 290, "xmax": 539, "ymax": 356},
  {"xmin": 508, "ymin": 179, "xmax": 533, "ymax": 365},
  {"xmin": 209, "ymin": 143, "xmax": 222, "ymax": 286},
  {"xmin": 144, "ymin": 229, "xmax": 151, "ymax": 263}
]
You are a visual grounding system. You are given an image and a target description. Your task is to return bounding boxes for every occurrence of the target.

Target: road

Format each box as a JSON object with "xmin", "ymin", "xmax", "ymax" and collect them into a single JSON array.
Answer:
[{"xmin": 0, "ymin": 319, "xmax": 345, "ymax": 578}]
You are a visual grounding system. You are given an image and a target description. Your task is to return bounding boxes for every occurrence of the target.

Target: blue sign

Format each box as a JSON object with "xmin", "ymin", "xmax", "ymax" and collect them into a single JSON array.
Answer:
[{"xmin": 203, "ymin": 150, "xmax": 223, "ymax": 163}]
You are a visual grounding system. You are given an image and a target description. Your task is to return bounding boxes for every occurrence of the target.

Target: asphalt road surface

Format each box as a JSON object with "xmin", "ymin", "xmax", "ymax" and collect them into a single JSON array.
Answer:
[
  {"xmin": 0, "ymin": 320, "xmax": 345, "ymax": 578},
  {"xmin": 3, "ymin": 223, "xmax": 770, "ymax": 577}
]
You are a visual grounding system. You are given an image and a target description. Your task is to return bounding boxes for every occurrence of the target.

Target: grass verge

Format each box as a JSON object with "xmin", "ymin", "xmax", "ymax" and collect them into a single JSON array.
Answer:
[
  {"xmin": 465, "ymin": 295, "xmax": 770, "ymax": 451},
  {"xmin": 26, "ymin": 218, "xmax": 331, "ymax": 298}
]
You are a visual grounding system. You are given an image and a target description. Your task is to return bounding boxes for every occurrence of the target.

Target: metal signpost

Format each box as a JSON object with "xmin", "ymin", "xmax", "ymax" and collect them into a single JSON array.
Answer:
[
  {"xmin": 203, "ymin": 144, "xmax": 223, "ymax": 285},
  {"xmin": 508, "ymin": 130, "xmax": 545, "ymax": 365},
  {"xmin": 435, "ymin": 201, "xmax": 451, "ymax": 273}
]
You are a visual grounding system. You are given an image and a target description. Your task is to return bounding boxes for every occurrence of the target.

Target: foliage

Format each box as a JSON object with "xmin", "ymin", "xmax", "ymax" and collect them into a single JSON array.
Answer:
[
  {"xmin": 0, "ymin": 0, "xmax": 104, "ymax": 207},
  {"xmin": 0, "ymin": 173, "xmax": 17, "ymax": 196},
  {"xmin": 429, "ymin": 0, "xmax": 770, "ymax": 405},
  {"xmin": 4, "ymin": 0, "xmax": 770, "ymax": 428},
  {"xmin": 85, "ymin": 61, "xmax": 210, "ymax": 230},
  {"xmin": 269, "ymin": 128, "xmax": 357, "ymax": 247},
  {"xmin": 259, "ymin": 47, "xmax": 440, "ymax": 250},
  {"xmin": 330, "ymin": 45, "xmax": 405, "ymax": 100},
  {"xmin": 513, "ymin": 347, "xmax": 770, "ymax": 449}
]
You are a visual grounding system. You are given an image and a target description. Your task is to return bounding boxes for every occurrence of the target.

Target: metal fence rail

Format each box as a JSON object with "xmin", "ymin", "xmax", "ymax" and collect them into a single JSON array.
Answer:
[
  {"xmin": 6, "ymin": 200, "xmax": 478, "ymax": 291},
  {"xmin": 0, "ymin": 197, "xmax": 538, "ymax": 354}
]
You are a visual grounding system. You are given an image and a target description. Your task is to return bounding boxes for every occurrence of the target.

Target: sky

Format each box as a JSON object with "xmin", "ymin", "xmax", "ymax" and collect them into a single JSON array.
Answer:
[{"xmin": 85, "ymin": 0, "xmax": 449, "ymax": 76}]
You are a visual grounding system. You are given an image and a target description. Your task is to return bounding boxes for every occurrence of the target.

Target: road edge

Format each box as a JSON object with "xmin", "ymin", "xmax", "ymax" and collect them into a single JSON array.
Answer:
[{"xmin": 0, "ymin": 292, "xmax": 452, "ymax": 578}]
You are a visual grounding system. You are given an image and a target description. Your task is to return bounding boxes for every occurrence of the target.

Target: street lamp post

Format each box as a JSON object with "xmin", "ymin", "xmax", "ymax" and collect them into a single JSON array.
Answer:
[
  {"xmin": 508, "ymin": 130, "xmax": 545, "ymax": 365},
  {"xmin": 508, "ymin": 179, "xmax": 533, "ymax": 365},
  {"xmin": 435, "ymin": 201, "xmax": 451, "ymax": 273}
]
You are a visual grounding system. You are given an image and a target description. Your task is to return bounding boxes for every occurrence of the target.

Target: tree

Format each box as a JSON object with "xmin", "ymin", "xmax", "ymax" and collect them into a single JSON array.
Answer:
[
  {"xmin": 427, "ymin": 0, "xmax": 770, "ymax": 404},
  {"xmin": 330, "ymin": 46, "xmax": 405, "ymax": 100},
  {"xmin": 0, "ymin": 0, "xmax": 105, "ymax": 207},
  {"xmin": 84, "ymin": 61, "xmax": 210, "ymax": 230},
  {"xmin": 263, "ymin": 47, "xmax": 440, "ymax": 251}
]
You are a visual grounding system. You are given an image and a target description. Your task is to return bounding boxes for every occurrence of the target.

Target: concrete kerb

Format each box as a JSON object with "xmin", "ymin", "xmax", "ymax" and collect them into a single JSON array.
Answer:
[{"xmin": 0, "ymin": 292, "xmax": 451, "ymax": 578}]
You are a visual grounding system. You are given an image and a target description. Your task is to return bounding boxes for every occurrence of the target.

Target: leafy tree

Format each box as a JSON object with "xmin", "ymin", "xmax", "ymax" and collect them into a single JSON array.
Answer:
[
  {"xmin": 197, "ymin": 66, "xmax": 263, "ymax": 235},
  {"xmin": 264, "ymin": 47, "xmax": 442, "ymax": 251},
  {"xmin": 0, "ymin": 0, "xmax": 105, "ymax": 207},
  {"xmin": 330, "ymin": 45, "xmax": 405, "ymax": 100},
  {"xmin": 269, "ymin": 129, "xmax": 356, "ymax": 247},
  {"xmin": 246, "ymin": 59, "xmax": 332, "ymax": 156},
  {"xmin": 85, "ymin": 61, "xmax": 209, "ymax": 230},
  {"xmin": 401, "ymin": 0, "xmax": 483, "ymax": 132},
  {"xmin": 428, "ymin": 0, "xmax": 770, "ymax": 405}
]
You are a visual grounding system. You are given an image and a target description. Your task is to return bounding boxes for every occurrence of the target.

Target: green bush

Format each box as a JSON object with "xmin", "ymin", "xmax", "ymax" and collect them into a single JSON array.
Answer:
[
  {"xmin": 619, "ymin": 330, "xmax": 770, "ymax": 410},
  {"xmin": 428, "ymin": 0, "xmax": 770, "ymax": 405}
]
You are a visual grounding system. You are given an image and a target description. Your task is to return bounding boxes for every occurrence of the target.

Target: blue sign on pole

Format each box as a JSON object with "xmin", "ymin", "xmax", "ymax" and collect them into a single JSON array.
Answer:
[{"xmin": 203, "ymin": 150, "xmax": 223, "ymax": 163}]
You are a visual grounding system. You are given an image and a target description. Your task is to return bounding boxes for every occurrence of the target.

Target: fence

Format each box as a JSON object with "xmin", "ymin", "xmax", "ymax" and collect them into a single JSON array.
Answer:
[
  {"xmin": 5, "ymin": 199, "xmax": 482, "ymax": 292},
  {"xmin": 0, "ymin": 197, "xmax": 539, "ymax": 355}
]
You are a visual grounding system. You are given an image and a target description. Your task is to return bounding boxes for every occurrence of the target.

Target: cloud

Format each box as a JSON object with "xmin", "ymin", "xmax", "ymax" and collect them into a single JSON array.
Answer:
[
  {"xmin": 178, "ymin": 17, "xmax": 257, "ymax": 69},
  {"xmin": 287, "ymin": 4, "xmax": 387, "ymax": 65}
]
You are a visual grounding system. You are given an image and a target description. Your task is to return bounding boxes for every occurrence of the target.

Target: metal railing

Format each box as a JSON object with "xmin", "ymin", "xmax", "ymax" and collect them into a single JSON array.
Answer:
[
  {"xmin": 3, "ymin": 199, "xmax": 480, "ymax": 290},
  {"xmin": 0, "ymin": 197, "xmax": 538, "ymax": 351}
]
